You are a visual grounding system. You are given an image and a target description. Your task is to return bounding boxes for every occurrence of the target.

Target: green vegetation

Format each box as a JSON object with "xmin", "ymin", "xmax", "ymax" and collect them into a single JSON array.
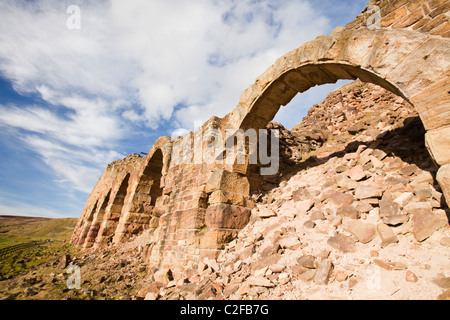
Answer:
[{"xmin": 0, "ymin": 216, "xmax": 78, "ymax": 248}]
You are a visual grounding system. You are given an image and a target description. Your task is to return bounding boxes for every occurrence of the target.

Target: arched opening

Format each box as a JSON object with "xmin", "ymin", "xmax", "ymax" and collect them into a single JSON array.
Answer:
[
  {"xmin": 83, "ymin": 190, "xmax": 110, "ymax": 248},
  {"xmin": 219, "ymin": 26, "xmax": 450, "ymax": 206},
  {"xmin": 144, "ymin": 149, "xmax": 164, "ymax": 207},
  {"xmin": 112, "ymin": 149, "xmax": 165, "ymax": 244},
  {"xmin": 95, "ymin": 174, "xmax": 130, "ymax": 246},
  {"xmin": 237, "ymin": 62, "xmax": 409, "ymax": 132},
  {"xmin": 76, "ymin": 199, "xmax": 98, "ymax": 245},
  {"xmin": 236, "ymin": 66, "xmax": 444, "ymax": 213}
]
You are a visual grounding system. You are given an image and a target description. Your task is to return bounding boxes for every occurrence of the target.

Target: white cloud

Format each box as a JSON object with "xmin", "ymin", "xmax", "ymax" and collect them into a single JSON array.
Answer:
[
  {"xmin": 171, "ymin": 128, "xmax": 191, "ymax": 138},
  {"xmin": 0, "ymin": 203, "xmax": 67, "ymax": 219},
  {"xmin": 0, "ymin": 0, "xmax": 332, "ymax": 196}
]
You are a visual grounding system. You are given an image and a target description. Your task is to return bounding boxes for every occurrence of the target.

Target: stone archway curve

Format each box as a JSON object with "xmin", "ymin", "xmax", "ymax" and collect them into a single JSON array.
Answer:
[
  {"xmin": 112, "ymin": 136, "xmax": 173, "ymax": 243},
  {"xmin": 220, "ymin": 26, "xmax": 450, "ymax": 205}
]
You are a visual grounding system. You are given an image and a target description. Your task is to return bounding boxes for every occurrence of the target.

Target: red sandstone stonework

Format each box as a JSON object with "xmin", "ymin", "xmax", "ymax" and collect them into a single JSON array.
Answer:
[{"xmin": 72, "ymin": 0, "xmax": 450, "ymax": 277}]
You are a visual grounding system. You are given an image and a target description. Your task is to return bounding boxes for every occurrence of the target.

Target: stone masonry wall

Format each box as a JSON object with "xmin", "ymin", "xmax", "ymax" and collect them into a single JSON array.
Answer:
[
  {"xmin": 71, "ymin": 0, "xmax": 449, "ymax": 278},
  {"xmin": 72, "ymin": 117, "xmax": 253, "ymax": 277},
  {"xmin": 346, "ymin": 0, "xmax": 450, "ymax": 37}
]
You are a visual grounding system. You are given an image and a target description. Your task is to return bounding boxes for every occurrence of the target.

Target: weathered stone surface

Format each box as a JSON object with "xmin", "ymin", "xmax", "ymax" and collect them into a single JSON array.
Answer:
[
  {"xmin": 336, "ymin": 205, "xmax": 361, "ymax": 219},
  {"xmin": 153, "ymin": 268, "xmax": 173, "ymax": 285},
  {"xmin": 309, "ymin": 209, "xmax": 326, "ymax": 221},
  {"xmin": 279, "ymin": 236, "xmax": 302, "ymax": 250},
  {"xmin": 323, "ymin": 190, "xmax": 355, "ymax": 206},
  {"xmin": 205, "ymin": 169, "xmax": 250, "ymax": 195},
  {"xmin": 412, "ymin": 208, "xmax": 448, "ymax": 242},
  {"xmin": 205, "ymin": 204, "xmax": 251, "ymax": 229},
  {"xmin": 297, "ymin": 255, "xmax": 316, "ymax": 269},
  {"xmin": 379, "ymin": 197, "xmax": 401, "ymax": 218},
  {"xmin": 393, "ymin": 192, "xmax": 414, "ymax": 207},
  {"xmin": 355, "ymin": 185, "xmax": 384, "ymax": 199},
  {"xmin": 404, "ymin": 201, "xmax": 433, "ymax": 213},
  {"xmin": 327, "ymin": 233, "xmax": 357, "ymax": 252},
  {"xmin": 347, "ymin": 165, "xmax": 366, "ymax": 181},
  {"xmin": 58, "ymin": 255, "xmax": 71, "ymax": 270},
  {"xmin": 382, "ymin": 214, "xmax": 409, "ymax": 226},
  {"xmin": 314, "ymin": 259, "xmax": 333, "ymax": 285},
  {"xmin": 296, "ymin": 199, "xmax": 315, "ymax": 214},
  {"xmin": 71, "ymin": 0, "xmax": 450, "ymax": 284},
  {"xmin": 437, "ymin": 164, "xmax": 450, "ymax": 209},
  {"xmin": 441, "ymin": 236, "xmax": 450, "ymax": 247},
  {"xmin": 247, "ymin": 276, "xmax": 275, "ymax": 288},
  {"xmin": 343, "ymin": 220, "xmax": 376, "ymax": 244},
  {"xmin": 269, "ymin": 264, "xmax": 285, "ymax": 273},
  {"xmin": 376, "ymin": 223, "xmax": 399, "ymax": 248},
  {"xmin": 406, "ymin": 270, "xmax": 419, "ymax": 282},
  {"xmin": 256, "ymin": 206, "xmax": 277, "ymax": 218}
]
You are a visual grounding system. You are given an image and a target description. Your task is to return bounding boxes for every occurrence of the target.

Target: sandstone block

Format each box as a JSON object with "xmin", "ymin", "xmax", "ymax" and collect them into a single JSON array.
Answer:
[
  {"xmin": 376, "ymin": 223, "xmax": 399, "ymax": 248},
  {"xmin": 323, "ymin": 190, "xmax": 355, "ymax": 206},
  {"xmin": 247, "ymin": 276, "xmax": 275, "ymax": 288},
  {"xmin": 153, "ymin": 268, "xmax": 173, "ymax": 285},
  {"xmin": 392, "ymin": 9, "xmax": 424, "ymax": 28},
  {"xmin": 205, "ymin": 169, "xmax": 250, "ymax": 195},
  {"xmin": 355, "ymin": 185, "xmax": 384, "ymax": 199},
  {"xmin": 205, "ymin": 204, "xmax": 251, "ymax": 229},
  {"xmin": 426, "ymin": 127, "xmax": 450, "ymax": 166},
  {"xmin": 198, "ymin": 229, "xmax": 239, "ymax": 250},
  {"xmin": 382, "ymin": 214, "xmax": 409, "ymax": 226},
  {"xmin": 343, "ymin": 220, "xmax": 376, "ymax": 244},
  {"xmin": 389, "ymin": 36, "xmax": 449, "ymax": 113},
  {"xmin": 412, "ymin": 208, "xmax": 448, "ymax": 242},
  {"xmin": 393, "ymin": 192, "xmax": 414, "ymax": 208},
  {"xmin": 336, "ymin": 205, "xmax": 360, "ymax": 219},
  {"xmin": 314, "ymin": 259, "xmax": 333, "ymax": 285},
  {"xmin": 347, "ymin": 165, "xmax": 366, "ymax": 181},
  {"xmin": 327, "ymin": 233, "xmax": 356, "ymax": 252},
  {"xmin": 379, "ymin": 197, "xmax": 401, "ymax": 218},
  {"xmin": 255, "ymin": 206, "xmax": 277, "ymax": 218},
  {"xmin": 209, "ymin": 190, "xmax": 245, "ymax": 206},
  {"xmin": 297, "ymin": 255, "xmax": 316, "ymax": 269},
  {"xmin": 179, "ymin": 208, "xmax": 205, "ymax": 229},
  {"xmin": 279, "ymin": 236, "xmax": 302, "ymax": 250},
  {"xmin": 437, "ymin": 164, "xmax": 450, "ymax": 207}
]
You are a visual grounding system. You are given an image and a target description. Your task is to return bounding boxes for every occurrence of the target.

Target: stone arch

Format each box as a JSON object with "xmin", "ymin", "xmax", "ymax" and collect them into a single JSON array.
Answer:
[
  {"xmin": 94, "ymin": 173, "xmax": 131, "ymax": 247},
  {"xmin": 75, "ymin": 199, "xmax": 98, "ymax": 246},
  {"xmin": 220, "ymin": 27, "xmax": 450, "ymax": 204},
  {"xmin": 112, "ymin": 136, "xmax": 173, "ymax": 243},
  {"xmin": 83, "ymin": 190, "xmax": 111, "ymax": 248}
]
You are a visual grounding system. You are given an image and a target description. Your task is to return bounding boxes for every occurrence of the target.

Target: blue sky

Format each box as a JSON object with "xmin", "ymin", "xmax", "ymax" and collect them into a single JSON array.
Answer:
[{"xmin": 0, "ymin": 0, "xmax": 368, "ymax": 218}]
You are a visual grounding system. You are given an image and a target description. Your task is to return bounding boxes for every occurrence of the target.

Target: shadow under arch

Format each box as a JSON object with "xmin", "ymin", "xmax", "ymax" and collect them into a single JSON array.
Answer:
[
  {"xmin": 82, "ymin": 190, "xmax": 111, "ymax": 248},
  {"xmin": 94, "ymin": 173, "xmax": 131, "ymax": 247},
  {"xmin": 112, "ymin": 144, "xmax": 169, "ymax": 244}
]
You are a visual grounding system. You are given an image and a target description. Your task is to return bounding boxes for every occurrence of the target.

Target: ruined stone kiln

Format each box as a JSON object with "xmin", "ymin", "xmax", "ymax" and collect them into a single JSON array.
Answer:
[{"xmin": 72, "ymin": 0, "xmax": 450, "ymax": 279}]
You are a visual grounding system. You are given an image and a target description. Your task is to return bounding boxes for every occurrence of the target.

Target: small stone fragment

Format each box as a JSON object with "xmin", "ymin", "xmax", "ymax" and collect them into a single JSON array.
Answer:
[
  {"xmin": 314, "ymin": 259, "xmax": 333, "ymax": 285},
  {"xmin": 376, "ymin": 223, "xmax": 399, "ymax": 248},
  {"xmin": 412, "ymin": 209, "xmax": 448, "ymax": 242},
  {"xmin": 347, "ymin": 165, "xmax": 366, "ymax": 181},
  {"xmin": 354, "ymin": 185, "xmax": 384, "ymax": 200},
  {"xmin": 327, "ymin": 233, "xmax": 356, "ymax": 252},
  {"xmin": 297, "ymin": 255, "xmax": 316, "ymax": 269},
  {"xmin": 406, "ymin": 270, "xmax": 419, "ymax": 283},
  {"xmin": 343, "ymin": 220, "xmax": 376, "ymax": 244},
  {"xmin": 336, "ymin": 205, "xmax": 360, "ymax": 219},
  {"xmin": 382, "ymin": 214, "xmax": 409, "ymax": 226}
]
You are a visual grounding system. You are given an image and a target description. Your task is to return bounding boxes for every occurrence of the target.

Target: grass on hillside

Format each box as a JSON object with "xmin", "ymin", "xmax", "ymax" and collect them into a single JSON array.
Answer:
[{"xmin": 0, "ymin": 216, "xmax": 78, "ymax": 249}]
